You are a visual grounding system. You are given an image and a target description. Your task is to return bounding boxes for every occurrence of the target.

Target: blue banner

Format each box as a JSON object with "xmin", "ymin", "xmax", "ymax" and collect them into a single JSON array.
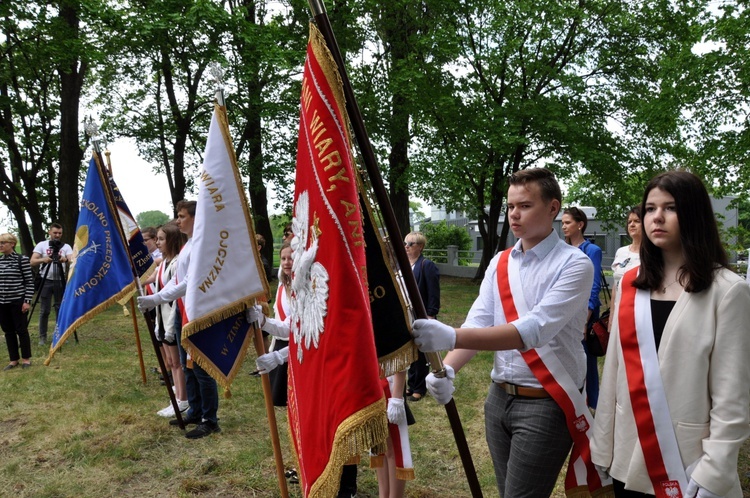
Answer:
[
  {"xmin": 108, "ymin": 176, "xmax": 154, "ymax": 279},
  {"xmin": 46, "ymin": 157, "xmax": 136, "ymax": 361},
  {"xmin": 186, "ymin": 313, "xmax": 252, "ymax": 380}
]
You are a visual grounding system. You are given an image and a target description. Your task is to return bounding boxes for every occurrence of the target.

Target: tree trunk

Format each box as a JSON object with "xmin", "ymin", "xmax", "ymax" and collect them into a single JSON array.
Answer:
[{"xmin": 57, "ymin": 1, "xmax": 85, "ymax": 245}]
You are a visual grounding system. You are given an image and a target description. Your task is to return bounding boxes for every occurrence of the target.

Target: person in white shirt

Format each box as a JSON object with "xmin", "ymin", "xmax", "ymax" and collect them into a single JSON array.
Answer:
[
  {"xmin": 30, "ymin": 223, "xmax": 73, "ymax": 345},
  {"xmin": 137, "ymin": 200, "xmax": 221, "ymax": 440},
  {"xmin": 610, "ymin": 206, "xmax": 642, "ymax": 308},
  {"xmin": 411, "ymin": 168, "xmax": 593, "ymax": 496}
]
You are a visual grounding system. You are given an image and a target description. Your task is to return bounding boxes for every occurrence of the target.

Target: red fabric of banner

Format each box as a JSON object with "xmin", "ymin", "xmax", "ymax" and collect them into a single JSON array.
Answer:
[{"xmin": 288, "ymin": 25, "xmax": 387, "ymax": 498}]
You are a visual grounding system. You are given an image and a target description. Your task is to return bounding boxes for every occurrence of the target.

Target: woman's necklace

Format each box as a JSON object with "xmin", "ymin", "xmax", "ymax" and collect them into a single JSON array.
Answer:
[{"xmin": 661, "ymin": 279, "xmax": 679, "ymax": 294}]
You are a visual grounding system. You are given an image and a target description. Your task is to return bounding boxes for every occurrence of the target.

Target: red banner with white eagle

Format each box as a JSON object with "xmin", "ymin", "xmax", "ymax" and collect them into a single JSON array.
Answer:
[{"xmin": 287, "ymin": 23, "xmax": 388, "ymax": 498}]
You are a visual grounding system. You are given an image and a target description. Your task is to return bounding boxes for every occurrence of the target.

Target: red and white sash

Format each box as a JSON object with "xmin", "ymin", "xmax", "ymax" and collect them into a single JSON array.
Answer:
[
  {"xmin": 374, "ymin": 376, "xmax": 414, "ymax": 480},
  {"xmin": 618, "ymin": 268, "xmax": 687, "ymax": 498},
  {"xmin": 496, "ymin": 249, "xmax": 610, "ymax": 496},
  {"xmin": 270, "ymin": 284, "xmax": 289, "ymax": 351},
  {"xmin": 274, "ymin": 284, "xmax": 288, "ymax": 322}
]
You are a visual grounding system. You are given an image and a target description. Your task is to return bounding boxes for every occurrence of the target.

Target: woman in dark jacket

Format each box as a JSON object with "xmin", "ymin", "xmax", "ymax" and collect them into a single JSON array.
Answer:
[
  {"xmin": 0, "ymin": 233, "xmax": 34, "ymax": 369},
  {"xmin": 404, "ymin": 231, "xmax": 440, "ymax": 401}
]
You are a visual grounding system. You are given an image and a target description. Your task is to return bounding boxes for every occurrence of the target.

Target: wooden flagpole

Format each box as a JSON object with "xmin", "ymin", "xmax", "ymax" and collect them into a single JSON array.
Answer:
[
  {"xmin": 252, "ymin": 322, "xmax": 289, "ymax": 498},
  {"xmin": 305, "ymin": 4, "xmax": 483, "ymax": 496},
  {"xmin": 104, "ymin": 148, "xmax": 148, "ymax": 385},
  {"xmin": 85, "ymin": 119, "xmax": 184, "ymax": 428},
  {"xmin": 129, "ymin": 297, "xmax": 148, "ymax": 384},
  {"xmin": 208, "ymin": 65, "xmax": 288, "ymax": 498}
]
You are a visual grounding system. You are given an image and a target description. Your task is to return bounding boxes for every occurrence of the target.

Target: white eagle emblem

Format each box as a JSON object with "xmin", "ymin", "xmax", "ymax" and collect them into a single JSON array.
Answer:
[
  {"xmin": 662, "ymin": 482, "xmax": 682, "ymax": 498},
  {"xmin": 573, "ymin": 414, "xmax": 589, "ymax": 433},
  {"xmin": 290, "ymin": 191, "xmax": 330, "ymax": 363}
]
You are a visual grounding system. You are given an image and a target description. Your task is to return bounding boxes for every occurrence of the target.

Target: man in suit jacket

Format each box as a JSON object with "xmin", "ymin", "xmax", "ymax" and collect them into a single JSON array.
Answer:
[{"xmin": 404, "ymin": 231, "xmax": 440, "ymax": 402}]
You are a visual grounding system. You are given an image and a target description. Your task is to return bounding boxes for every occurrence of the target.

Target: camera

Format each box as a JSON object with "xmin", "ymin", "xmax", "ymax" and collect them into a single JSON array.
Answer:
[{"xmin": 49, "ymin": 239, "xmax": 62, "ymax": 260}]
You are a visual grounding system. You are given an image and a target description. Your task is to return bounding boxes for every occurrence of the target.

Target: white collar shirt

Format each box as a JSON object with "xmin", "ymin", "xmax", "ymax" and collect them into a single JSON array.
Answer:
[{"xmin": 462, "ymin": 230, "xmax": 592, "ymax": 388}]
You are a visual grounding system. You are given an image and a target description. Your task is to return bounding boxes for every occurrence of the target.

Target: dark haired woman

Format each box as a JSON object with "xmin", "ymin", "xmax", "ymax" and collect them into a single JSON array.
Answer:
[
  {"xmin": 610, "ymin": 206, "xmax": 643, "ymax": 318},
  {"xmin": 591, "ymin": 171, "xmax": 750, "ymax": 497},
  {"xmin": 155, "ymin": 222, "xmax": 188, "ymax": 417},
  {"xmin": 561, "ymin": 206, "xmax": 602, "ymax": 410}
]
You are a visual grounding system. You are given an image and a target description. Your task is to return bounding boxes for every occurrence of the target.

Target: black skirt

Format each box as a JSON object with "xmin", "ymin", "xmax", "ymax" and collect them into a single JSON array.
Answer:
[{"xmin": 268, "ymin": 339, "xmax": 289, "ymax": 407}]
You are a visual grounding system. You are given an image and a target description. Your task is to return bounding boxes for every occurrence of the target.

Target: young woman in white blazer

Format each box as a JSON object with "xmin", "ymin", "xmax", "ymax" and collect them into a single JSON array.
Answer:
[{"xmin": 591, "ymin": 170, "xmax": 750, "ymax": 498}]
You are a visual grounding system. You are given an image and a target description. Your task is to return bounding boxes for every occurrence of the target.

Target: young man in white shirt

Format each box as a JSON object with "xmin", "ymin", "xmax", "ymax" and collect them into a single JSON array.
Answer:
[
  {"xmin": 137, "ymin": 201, "xmax": 220, "ymax": 439},
  {"xmin": 412, "ymin": 168, "xmax": 593, "ymax": 496}
]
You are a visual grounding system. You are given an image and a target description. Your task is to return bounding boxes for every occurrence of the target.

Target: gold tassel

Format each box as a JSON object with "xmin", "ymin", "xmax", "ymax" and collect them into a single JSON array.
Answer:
[
  {"xmin": 395, "ymin": 467, "xmax": 415, "ymax": 481},
  {"xmin": 591, "ymin": 484, "xmax": 615, "ymax": 498},
  {"xmin": 565, "ymin": 487, "xmax": 591, "ymax": 498},
  {"xmin": 378, "ymin": 342, "xmax": 418, "ymax": 379},
  {"xmin": 223, "ymin": 387, "xmax": 231, "ymax": 399},
  {"xmin": 370, "ymin": 455, "xmax": 384, "ymax": 468}
]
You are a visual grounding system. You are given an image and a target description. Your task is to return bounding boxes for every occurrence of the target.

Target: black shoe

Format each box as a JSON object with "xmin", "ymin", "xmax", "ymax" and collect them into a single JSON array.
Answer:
[
  {"xmin": 3, "ymin": 364, "xmax": 17, "ymax": 371},
  {"xmin": 169, "ymin": 414, "xmax": 201, "ymax": 426},
  {"xmin": 185, "ymin": 422, "xmax": 221, "ymax": 439},
  {"xmin": 21, "ymin": 363, "xmax": 30, "ymax": 369}
]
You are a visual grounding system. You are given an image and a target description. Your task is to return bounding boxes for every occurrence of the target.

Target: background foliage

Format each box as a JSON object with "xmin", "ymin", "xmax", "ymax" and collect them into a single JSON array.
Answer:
[{"xmin": 1, "ymin": 0, "xmax": 749, "ymax": 279}]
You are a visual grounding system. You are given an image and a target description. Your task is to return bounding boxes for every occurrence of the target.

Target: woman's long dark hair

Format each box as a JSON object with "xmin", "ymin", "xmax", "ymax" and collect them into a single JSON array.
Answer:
[
  {"xmin": 562, "ymin": 206, "xmax": 588, "ymax": 245},
  {"xmin": 633, "ymin": 170, "xmax": 727, "ymax": 293},
  {"xmin": 160, "ymin": 221, "xmax": 186, "ymax": 261}
]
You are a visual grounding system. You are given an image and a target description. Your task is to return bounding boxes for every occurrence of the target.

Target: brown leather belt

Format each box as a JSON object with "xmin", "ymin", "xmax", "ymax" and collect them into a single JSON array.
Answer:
[{"xmin": 497, "ymin": 382, "xmax": 550, "ymax": 399}]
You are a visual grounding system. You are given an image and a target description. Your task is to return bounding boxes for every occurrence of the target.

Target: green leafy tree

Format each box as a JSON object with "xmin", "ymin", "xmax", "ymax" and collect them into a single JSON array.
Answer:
[
  {"xmin": 136, "ymin": 210, "xmax": 170, "ymax": 228},
  {"xmin": 409, "ymin": 0, "xmax": 708, "ymax": 279},
  {"xmin": 0, "ymin": 0, "xmax": 95, "ymax": 252},
  {"xmin": 422, "ymin": 220, "xmax": 472, "ymax": 251},
  {"xmin": 224, "ymin": 0, "xmax": 308, "ymax": 267}
]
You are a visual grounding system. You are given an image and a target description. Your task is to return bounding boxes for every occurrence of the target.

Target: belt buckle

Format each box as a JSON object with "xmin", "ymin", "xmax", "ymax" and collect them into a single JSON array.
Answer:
[{"xmin": 505, "ymin": 383, "xmax": 518, "ymax": 396}]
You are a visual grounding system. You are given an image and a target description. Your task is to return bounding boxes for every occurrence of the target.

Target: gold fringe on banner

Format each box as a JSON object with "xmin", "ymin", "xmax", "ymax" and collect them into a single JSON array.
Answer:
[
  {"xmin": 44, "ymin": 282, "xmax": 137, "ymax": 366},
  {"xmin": 378, "ymin": 342, "xmax": 418, "ymax": 379},
  {"xmin": 307, "ymin": 400, "xmax": 388, "ymax": 498}
]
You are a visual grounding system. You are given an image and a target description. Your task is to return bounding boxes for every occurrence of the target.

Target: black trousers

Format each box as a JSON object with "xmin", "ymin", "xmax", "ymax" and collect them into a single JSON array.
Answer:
[{"xmin": 0, "ymin": 301, "xmax": 32, "ymax": 362}]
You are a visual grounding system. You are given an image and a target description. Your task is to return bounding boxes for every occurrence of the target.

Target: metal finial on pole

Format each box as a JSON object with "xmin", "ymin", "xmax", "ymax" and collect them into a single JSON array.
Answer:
[
  {"xmin": 84, "ymin": 116, "xmax": 101, "ymax": 152},
  {"xmin": 209, "ymin": 62, "xmax": 225, "ymax": 106}
]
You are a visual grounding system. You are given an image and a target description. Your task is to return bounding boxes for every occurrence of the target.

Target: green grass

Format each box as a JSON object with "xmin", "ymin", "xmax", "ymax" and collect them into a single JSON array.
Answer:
[{"xmin": 2, "ymin": 276, "xmax": 749, "ymax": 497}]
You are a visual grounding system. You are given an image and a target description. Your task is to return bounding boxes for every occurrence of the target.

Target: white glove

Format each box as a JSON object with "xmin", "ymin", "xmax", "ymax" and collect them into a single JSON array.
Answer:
[
  {"xmin": 137, "ymin": 294, "xmax": 164, "ymax": 312},
  {"xmin": 594, "ymin": 464, "xmax": 610, "ymax": 482},
  {"xmin": 256, "ymin": 347, "xmax": 289, "ymax": 374},
  {"xmin": 426, "ymin": 364, "xmax": 455, "ymax": 405},
  {"xmin": 685, "ymin": 479, "xmax": 722, "ymax": 498},
  {"xmin": 246, "ymin": 305, "xmax": 263, "ymax": 325},
  {"xmin": 386, "ymin": 398, "xmax": 406, "ymax": 425},
  {"xmin": 412, "ymin": 318, "xmax": 456, "ymax": 352}
]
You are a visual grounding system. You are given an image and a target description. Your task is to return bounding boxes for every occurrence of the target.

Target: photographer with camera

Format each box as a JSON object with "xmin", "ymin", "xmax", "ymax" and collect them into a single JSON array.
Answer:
[{"xmin": 30, "ymin": 223, "xmax": 72, "ymax": 346}]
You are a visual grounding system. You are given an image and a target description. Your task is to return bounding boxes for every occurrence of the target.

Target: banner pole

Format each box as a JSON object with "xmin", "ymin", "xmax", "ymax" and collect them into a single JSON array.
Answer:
[
  {"xmin": 252, "ymin": 323, "xmax": 289, "ymax": 498},
  {"xmin": 85, "ymin": 125, "xmax": 184, "ymax": 429},
  {"xmin": 306, "ymin": 3, "xmax": 483, "ymax": 496},
  {"xmin": 129, "ymin": 297, "xmax": 148, "ymax": 384}
]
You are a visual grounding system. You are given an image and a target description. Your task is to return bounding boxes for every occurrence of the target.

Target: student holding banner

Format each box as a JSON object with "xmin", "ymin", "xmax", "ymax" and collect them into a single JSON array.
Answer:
[
  {"xmin": 590, "ymin": 170, "xmax": 750, "ymax": 497},
  {"xmin": 412, "ymin": 168, "xmax": 607, "ymax": 497}
]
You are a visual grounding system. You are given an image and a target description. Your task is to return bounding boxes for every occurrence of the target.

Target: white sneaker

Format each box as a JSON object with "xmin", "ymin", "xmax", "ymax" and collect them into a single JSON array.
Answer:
[
  {"xmin": 157, "ymin": 404, "xmax": 176, "ymax": 418},
  {"xmin": 177, "ymin": 400, "xmax": 189, "ymax": 412}
]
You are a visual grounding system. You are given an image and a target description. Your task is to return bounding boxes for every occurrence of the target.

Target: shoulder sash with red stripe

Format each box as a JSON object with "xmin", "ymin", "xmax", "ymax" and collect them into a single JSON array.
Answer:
[
  {"xmin": 618, "ymin": 268, "xmax": 686, "ymax": 498},
  {"xmin": 496, "ymin": 248, "xmax": 610, "ymax": 496},
  {"xmin": 275, "ymin": 284, "xmax": 288, "ymax": 322}
]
